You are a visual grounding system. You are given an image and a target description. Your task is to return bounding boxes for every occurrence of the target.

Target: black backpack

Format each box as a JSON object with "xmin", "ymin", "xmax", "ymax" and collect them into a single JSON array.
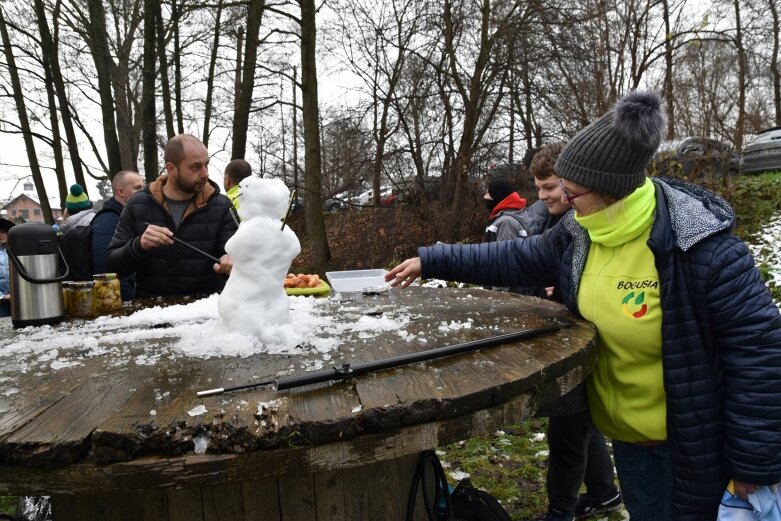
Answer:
[
  {"xmin": 406, "ymin": 450, "xmax": 513, "ymax": 521},
  {"xmin": 58, "ymin": 207, "xmax": 119, "ymax": 281}
]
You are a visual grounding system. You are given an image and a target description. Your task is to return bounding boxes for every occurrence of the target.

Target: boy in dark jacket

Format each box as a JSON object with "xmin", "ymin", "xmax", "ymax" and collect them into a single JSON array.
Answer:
[
  {"xmin": 528, "ymin": 143, "xmax": 622, "ymax": 521},
  {"xmin": 107, "ymin": 134, "xmax": 237, "ymax": 298}
]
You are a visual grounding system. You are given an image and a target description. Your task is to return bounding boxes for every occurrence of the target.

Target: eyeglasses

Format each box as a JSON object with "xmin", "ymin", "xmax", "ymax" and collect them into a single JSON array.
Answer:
[{"xmin": 559, "ymin": 179, "xmax": 592, "ymax": 203}]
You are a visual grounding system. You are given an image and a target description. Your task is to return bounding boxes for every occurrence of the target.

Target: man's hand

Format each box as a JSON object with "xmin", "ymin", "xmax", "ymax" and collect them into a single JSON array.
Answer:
[
  {"xmin": 213, "ymin": 254, "xmax": 233, "ymax": 275},
  {"xmin": 385, "ymin": 257, "xmax": 421, "ymax": 288},
  {"xmin": 140, "ymin": 224, "xmax": 174, "ymax": 251}
]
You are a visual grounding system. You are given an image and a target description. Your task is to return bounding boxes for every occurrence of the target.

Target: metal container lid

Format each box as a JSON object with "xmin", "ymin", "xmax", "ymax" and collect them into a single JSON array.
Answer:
[{"xmin": 7, "ymin": 223, "xmax": 59, "ymax": 256}]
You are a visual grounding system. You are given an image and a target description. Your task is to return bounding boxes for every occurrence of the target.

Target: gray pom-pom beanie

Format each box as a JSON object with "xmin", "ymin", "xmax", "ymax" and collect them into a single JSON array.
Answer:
[{"xmin": 554, "ymin": 90, "xmax": 667, "ymax": 200}]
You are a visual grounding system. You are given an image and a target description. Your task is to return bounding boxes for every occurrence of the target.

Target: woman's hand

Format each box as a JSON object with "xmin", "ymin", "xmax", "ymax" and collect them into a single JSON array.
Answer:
[
  {"xmin": 385, "ymin": 257, "xmax": 421, "ymax": 288},
  {"xmin": 732, "ymin": 480, "xmax": 760, "ymax": 501}
]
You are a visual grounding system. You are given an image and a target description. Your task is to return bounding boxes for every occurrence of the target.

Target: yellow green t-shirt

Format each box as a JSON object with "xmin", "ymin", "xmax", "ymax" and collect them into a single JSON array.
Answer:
[{"xmin": 575, "ymin": 178, "xmax": 666, "ymax": 442}]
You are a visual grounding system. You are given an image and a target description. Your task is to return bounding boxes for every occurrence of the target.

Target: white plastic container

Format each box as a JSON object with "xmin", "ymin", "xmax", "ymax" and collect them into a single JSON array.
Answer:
[{"xmin": 326, "ymin": 269, "xmax": 390, "ymax": 293}]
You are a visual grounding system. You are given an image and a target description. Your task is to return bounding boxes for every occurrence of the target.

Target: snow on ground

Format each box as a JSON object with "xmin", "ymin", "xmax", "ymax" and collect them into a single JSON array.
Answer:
[{"xmin": 748, "ymin": 213, "xmax": 781, "ymax": 308}]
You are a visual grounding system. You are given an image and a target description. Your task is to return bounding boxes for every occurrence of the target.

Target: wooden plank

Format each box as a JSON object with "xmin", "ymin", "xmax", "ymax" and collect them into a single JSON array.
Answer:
[
  {"xmin": 278, "ymin": 472, "xmax": 316, "ymax": 520},
  {"xmin": 167, "ymin": 487, "xmax": 204, "ymax": 521},
  {"xmin": 313, "ymin": 469, "xmax": 344, "ymax": 520},
  {"xmin": 201, "ymin": 482, "xmax": 244, "ymax": 521},
  {"xmin": 242, "ymin": 478, "xmax": 281, "ymax": 521}
]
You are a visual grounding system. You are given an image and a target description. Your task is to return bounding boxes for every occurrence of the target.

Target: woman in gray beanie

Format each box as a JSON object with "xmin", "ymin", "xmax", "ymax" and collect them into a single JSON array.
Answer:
[{"xmin": 384, "ymin": 90, "xmax": 781, "ymax": 521}]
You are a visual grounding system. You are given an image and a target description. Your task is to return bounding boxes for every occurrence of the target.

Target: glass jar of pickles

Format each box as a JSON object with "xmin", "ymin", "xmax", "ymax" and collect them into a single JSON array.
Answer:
[
  {"xmin": 62, "ymin": 282, "xmax": 74, "ymax": 315},
  {"xmin": 70, "ymin": 281, "xmax": 94, "ymax": 317},
  {"xmin": 93, "ymin": 273, "xmax": 122, "ymax": 313}
]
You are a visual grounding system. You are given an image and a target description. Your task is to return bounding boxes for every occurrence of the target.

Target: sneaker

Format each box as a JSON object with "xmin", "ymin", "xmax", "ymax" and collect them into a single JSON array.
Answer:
[
  {"xmin": 573, "ymin": 491, "xmax": 623, "ymax": 518},
  {"xmin": 532, "ymin": 507, "xmax": 574, "ymax": 521}
]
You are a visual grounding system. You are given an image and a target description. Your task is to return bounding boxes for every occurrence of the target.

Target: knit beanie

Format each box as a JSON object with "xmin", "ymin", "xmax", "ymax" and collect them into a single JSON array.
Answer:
[
  {"xmin": 487, "ymin": 178, "xmax": 517, "ymax": 203},
  {"xmin": 65, "ymin": 184, "xmax": 90, "ymax": 212},
  {"xmin": 554, "ymin": 90, "xmax": 666, "ymax": 200}
]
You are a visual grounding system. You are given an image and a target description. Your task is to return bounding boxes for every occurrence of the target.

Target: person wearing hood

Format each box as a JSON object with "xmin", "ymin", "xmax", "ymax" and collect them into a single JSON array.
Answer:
[
  {"xmin": 385, "ymin": 91, "xmax": 781, "ymax": 521},
  {"xmin": 106, "ymin": 134, "xmax": 237, "ymax": 297},
  {"xmin": 483, "ymin": 177, "xmax": 527, "ymax": 242}
]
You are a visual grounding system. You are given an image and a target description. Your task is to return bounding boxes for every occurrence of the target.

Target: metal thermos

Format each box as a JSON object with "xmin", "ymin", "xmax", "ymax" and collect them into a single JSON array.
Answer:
[{"xmin": 7, "ymin": 223, "xmax": 69, "ymax": 327}]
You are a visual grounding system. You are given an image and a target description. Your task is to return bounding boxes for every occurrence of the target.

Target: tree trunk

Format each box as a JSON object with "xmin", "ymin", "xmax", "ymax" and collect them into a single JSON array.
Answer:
[
  {"xmin": 231, "ymin": 0, "xmax": 265, "ymax": 159},
  {"xmin": 734, "ymin": 0, "xmax": 746, "ymax": 150},
  {"xmin": 771, "ymin": 0, "xmax": 781, "ymax": 126},
  {"xmin": 0, "ymin": 7, "xmax": 54, "ymax": 224},
  {"xmin": 203, "ymin": 0, "xmax": 223, "ymax": 147},
  {"xmin": 300, "ymin": 0, "xmax": 330, "ymax": 272},
  {"xmin": 141, "ymin": 0, "xmax": 158, "ymax": 180},
  {"xmin": 156, "ymin": 0, "xmax": 175, "ymax": 139},
  {"xmin": 36, "ymin": 0, "xmax": 86, "ymax": 203},
  {"xmin": 662, "ymin": 0, "xmax": 674, "ymax": 139},
  {"xmin": 172, "ymin": 0, "xmax": 184, "ymax": 135},
  {"xmin": 85, "ymin": 0, "xmax": 122, "ymax": 179},
  {"xmin": 292, "ymin": 66, "xmax": 299, "ymax": 192}
]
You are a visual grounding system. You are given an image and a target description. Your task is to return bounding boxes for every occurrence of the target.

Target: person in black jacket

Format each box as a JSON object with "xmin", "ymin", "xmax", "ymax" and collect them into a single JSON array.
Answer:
[
  {"xmin": 386, "ymin": 91, "xmax": 781, "ymax": 521},
  {"xmin": 527, "ymin": 143, "xmax": 622, "ymax": 521},
  {"xmin": 91, "ymin": 170, "xmax": 144, "ymax": 300},
  {"xmin": 107, "ymin": 134, "xmax": 237, "ymax": 298}
]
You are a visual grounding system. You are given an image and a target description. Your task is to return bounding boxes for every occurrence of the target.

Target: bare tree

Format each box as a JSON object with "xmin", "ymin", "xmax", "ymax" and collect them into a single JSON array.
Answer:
[
  {"xmin": 0, "ymin": 5, "xmax": 55, "ymax": 223},
  {"xmin": 300, "ymin": 0, "xmax": 331, "ymax": 271}
]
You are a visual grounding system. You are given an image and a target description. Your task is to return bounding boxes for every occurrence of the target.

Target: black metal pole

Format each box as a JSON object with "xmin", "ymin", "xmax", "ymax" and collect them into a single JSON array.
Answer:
[
  {"xmin": 144, "ymin": 222, "xmax": 220, "ymax": 263},
  {"xmin": 271, "ymin": 324, "xmax": 560, "ymax": 391},
  {"xmin": 195, "ymin": 324, "xmax": 561, "ymax": 397}
]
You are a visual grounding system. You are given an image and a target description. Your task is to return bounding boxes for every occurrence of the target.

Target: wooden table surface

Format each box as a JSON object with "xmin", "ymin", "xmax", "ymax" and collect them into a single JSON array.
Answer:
[{"xmin": 0, "ymin": 286, "xmax": 597, "ymax": 498}]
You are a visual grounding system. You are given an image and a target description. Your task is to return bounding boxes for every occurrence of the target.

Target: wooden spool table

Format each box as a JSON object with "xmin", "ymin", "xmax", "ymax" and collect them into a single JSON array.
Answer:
[{"xmin": 0, "ymin": 287, "xmax": 597, "ymax": 521}]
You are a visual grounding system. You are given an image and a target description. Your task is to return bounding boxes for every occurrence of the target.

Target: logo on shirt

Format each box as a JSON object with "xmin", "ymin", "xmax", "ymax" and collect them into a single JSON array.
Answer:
[{"xmin": 621, "ymin": 291, "xmax": 648, "ymax": 318}]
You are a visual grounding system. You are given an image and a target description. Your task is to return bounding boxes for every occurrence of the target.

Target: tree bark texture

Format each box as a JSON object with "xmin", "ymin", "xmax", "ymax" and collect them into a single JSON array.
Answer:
[
  {"xmin": 85, "ymin": 0, "xmax": 123, "ymax": 177},
  {"xmin": 35, "ymin": 0, "xmax": 87, "ymax": 202},
  {"xmin": 300, "ymin": 0, "xmax": 331, "ymax": 272},
  {"xmin": 202, "ymin": 0, "xmax": 223, "ymax": 148},
  {"xmin": 156, "ymin": 0, "xmax": 175, "ymax": 140},
  {"xmin": 231, "ymin": 0, "xmax": 265, "ymax": 160},
  {"xmin": 142, "ymin": 0, "xmax": 158, "ymax": 180}
]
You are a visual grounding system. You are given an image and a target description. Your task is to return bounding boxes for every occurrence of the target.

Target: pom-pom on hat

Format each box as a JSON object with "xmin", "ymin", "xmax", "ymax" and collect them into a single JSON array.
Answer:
[
  {"xmin": 487, "ymin": 177, "xmax": 517, "ymax": 203},
  {"xmin": 554, "ymin": 90, "xmax": 666, "ymax": 200},
  {"xmin": 65, "ymin": 184, "xmax": 90, "ymax": 211}
]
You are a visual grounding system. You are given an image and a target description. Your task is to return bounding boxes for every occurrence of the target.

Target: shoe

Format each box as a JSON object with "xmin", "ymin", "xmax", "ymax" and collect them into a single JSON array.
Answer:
[
  {"xmin": 532, "ymin": 507, "xmax": 574, "ymax": 521},
  {"xmin": 573, "ymin": 491, "xmax": 623, "ymax": 518}
]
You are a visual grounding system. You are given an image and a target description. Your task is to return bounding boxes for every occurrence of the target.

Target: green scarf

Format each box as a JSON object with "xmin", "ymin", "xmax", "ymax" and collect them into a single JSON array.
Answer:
[{"xmin": 574, "ymin": 178, "xmax": 655, "ymax": 247}]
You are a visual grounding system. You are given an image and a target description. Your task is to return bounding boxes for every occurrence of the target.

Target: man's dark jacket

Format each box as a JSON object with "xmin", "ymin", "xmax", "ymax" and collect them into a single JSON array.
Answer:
[
  {"xmin": 92, "ymin": 196, "xmax": 135, "ymax": 300},
  {"xmin": 106, "ymin": 176, "xmax": 237, "ymax": 298},
  {"xmin": 418, "ymin": 178, "xmax": 781, "ymax": 520}
]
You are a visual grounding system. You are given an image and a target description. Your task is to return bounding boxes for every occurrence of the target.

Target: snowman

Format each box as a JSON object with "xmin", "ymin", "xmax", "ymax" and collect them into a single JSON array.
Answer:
[{"xmin": 218, "ymin": 177, "xmax": 301, "ymax": 336}]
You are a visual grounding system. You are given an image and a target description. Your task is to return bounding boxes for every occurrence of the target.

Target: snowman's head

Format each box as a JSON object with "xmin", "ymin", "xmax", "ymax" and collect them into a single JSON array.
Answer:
[{"xmin": 237, "ymin": 177, "xmax": 292, "ymax": 221}]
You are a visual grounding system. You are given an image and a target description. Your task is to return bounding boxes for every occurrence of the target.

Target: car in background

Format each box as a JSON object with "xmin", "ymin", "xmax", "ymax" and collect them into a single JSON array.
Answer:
[
  {"xmin": 323, "ymin": 190, "xmax": 362, "ymax": 211},
  {"xmin": 651, "ymin": 137, "xmax": 740, "ymax": 179},
  {"xmin": 357, "ymin": 185, "xmax": 393, "ymax": 206},
  {"xmin": 740, "ymin": 127, "xmax": 781, "ymax": 174}
]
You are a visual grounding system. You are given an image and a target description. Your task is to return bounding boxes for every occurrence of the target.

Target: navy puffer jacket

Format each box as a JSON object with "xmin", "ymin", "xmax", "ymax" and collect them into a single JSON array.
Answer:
[
  {"xmin": 106, "ymin": 177, "xmax": 237, "ymax": 297},
  {"xmin": 419, "ymin": 178, "xmax": 781, "ymax": 520}
]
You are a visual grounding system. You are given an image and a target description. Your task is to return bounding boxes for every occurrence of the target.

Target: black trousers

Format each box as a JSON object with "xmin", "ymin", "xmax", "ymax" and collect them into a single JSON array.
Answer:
[{"xmin": 546, "ymin": 409, "xmax": 618, "ymax": 514}]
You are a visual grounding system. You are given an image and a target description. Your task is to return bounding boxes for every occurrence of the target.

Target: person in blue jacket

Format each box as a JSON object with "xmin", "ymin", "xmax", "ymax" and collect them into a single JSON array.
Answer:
[
  {"xmin": 91, "ymin": 170, "xmax": 144, "ymax": 300},
  {"xmin": 385, "ymin": 90, "xmax": 781, "ymax": 521},
  {"xmin": 0, "ymin": 218, "xmax": 16, "ymax": 317}
]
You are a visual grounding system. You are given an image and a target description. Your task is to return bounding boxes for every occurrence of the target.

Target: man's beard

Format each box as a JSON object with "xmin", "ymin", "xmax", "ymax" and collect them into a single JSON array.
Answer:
[{"xmin": 175, "ymin": 176, "xmax": 204, "ymax": 194}]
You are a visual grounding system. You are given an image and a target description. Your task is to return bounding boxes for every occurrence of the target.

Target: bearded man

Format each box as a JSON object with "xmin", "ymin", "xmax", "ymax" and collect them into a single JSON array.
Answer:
[{"xmin": 107, "ymin": 134, "xmax": 237, "ymax": 298}]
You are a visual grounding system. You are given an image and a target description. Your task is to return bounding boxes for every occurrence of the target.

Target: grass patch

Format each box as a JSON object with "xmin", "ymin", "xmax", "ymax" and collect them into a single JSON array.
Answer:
[
  {"xmin": 0, "ymin": 496, "xmax": 16, "ymax": 515},
  {"xmin": 719, "ymin": 171, "xmax": 781, "ymax": 240},
  {"xmin": 439, "ymin": 418, "xmax": 625, "ymax": 521}
]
